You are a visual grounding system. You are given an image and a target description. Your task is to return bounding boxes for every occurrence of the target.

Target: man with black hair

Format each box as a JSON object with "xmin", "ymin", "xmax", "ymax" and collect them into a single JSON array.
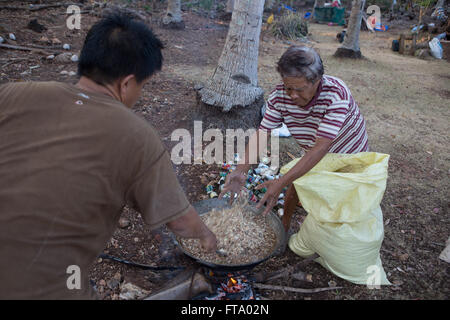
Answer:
[{"xmin": 0, "ymin": 13, "xmax": 216, "ymax": 299}]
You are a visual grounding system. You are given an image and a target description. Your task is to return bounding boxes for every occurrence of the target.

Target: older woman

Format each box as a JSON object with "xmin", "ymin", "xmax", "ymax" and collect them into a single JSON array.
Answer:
[{"xmin": 219, "ymin": 46, "xmax": 369, "ymax": 230}]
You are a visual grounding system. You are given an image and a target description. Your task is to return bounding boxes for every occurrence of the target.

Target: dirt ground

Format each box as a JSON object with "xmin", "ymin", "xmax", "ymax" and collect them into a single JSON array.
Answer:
[{"xmin": 0, "ymin": 1, "xmax": 448, "ymax": 300}]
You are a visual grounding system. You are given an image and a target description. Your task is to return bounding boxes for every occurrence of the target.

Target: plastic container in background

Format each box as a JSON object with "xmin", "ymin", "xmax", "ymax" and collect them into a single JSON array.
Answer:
[
  {"xmin": 392, "ymin": 39, "xmax": 399, "ymax": 52},
  {"xmin": 429, "ymin": 38, "xmax": 443, "ymax": 59}
]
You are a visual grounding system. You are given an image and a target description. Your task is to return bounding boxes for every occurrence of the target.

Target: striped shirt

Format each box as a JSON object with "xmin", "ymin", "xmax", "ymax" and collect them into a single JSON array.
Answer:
[{"xmin": 260, "ymin": 75, "xmax": 369, "ymax": 154}]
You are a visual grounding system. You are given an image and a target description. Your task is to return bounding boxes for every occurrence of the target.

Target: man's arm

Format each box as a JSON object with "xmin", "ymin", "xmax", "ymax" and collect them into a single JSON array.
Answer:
[{"xmin": 166, "ymin": 205, "xmax": 217, "ymax": 251}]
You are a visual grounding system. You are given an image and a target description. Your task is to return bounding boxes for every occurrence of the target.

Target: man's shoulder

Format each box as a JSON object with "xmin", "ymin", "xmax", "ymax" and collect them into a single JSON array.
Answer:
[
  {"xmin": 321, "ymin": 75, "xmax": 351, "ymax": 102},
  {"xmin": 1, "ymin": 80, "xmax": 159, "ymax": 143},
  {"xmin": 59, "ymin": 82, "xmax": 155, "ymax": 135},
  {"xmin": 92, "ymin": 98, "xmax": 162, "ymax": 151},
  {"xmin": 0, "ymin": 81, "xmax": 68, "ymax": 111},
  {"xmin": 0, "ymin": 80, "xmax": 37, "ymax": 95},
  {"xmin": 1, "ymin": 80, "xmax": 62, "ymax": 91},
  {"xmin": 0, "ymin": 81, "xmax": 89, "ymax": 104},
  {"xmin": 322, "ymin": 75, "xmax": 350, "ymax": 91}
]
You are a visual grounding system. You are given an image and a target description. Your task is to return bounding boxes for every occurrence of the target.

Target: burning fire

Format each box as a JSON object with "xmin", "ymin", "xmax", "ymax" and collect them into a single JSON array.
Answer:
[
  {"xmin": 228, "ymin": 277, "xmax": 237, "ymax": 287},
  {"xmin": 205, "ymin": 274, "xmax": 255, "ymax": 300}
]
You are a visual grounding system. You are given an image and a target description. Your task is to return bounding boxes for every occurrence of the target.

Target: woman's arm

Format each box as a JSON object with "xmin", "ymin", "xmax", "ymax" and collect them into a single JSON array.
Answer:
[
  {"xmin": 279, "ymin": 137, "xmax": 332, "ymax": 186},
  {"xmin": 256, "ymin": 137, "xmax": 333, "ymax": 215}
]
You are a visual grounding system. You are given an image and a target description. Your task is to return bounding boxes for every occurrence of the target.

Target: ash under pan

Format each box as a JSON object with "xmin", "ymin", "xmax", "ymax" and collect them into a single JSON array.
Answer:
[{"xmin": 173, "ymin": 198, "xmax": 287, "ymax": 271}]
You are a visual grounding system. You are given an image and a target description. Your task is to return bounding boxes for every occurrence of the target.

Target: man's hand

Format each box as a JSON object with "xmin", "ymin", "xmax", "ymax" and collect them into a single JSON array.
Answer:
[
  {"xmin": 218, "ymin": 168, "xmax": 247, "ymax": 205},
  {"xmin": 255, "ymin": 179, "xmax": 285, "ymax": 215},
  {"xmin": 167, "ymin": 206, "xmax": 217, "ymax": 252},
  {"xmin": 198, "ymin": 229, "xmax": 217, "ymax": 252}
]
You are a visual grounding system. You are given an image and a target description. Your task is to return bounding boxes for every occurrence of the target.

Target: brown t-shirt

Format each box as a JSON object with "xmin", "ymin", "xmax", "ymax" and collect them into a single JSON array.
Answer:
[{"xmin": 0, "ymin": 81, "xmax": 190, "ymax": 299}]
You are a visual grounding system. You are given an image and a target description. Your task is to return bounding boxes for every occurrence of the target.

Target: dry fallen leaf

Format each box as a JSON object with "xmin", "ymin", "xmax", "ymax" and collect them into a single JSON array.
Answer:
[
  {"xmin": 118, "ymin": 217, "xmax": 130, "ymax": 229},
  {"xmin": 200, "ymin": 175, "xmax": 209, "ymax": 185},
  {"xmin": 119, "ymin": 282, "xmax": 150, "ymax": 300},
  {"xmin": 399, "ymin": 253, "xmax": 409, "ymax": 261},
  {"xmin": 396, "ymin": 267, "xmax": 405, "ymax": 273}
]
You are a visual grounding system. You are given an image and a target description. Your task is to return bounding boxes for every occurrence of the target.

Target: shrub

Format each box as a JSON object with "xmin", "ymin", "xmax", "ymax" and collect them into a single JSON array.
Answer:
[{"xmin": 269, "ymin": 12, "xmax": 308, "ymax": 40}]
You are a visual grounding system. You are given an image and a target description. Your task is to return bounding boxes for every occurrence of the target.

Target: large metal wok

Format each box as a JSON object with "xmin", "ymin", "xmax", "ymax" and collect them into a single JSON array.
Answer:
[{"xmin": 173, "ymin": 198, "xmax": 287, "ymax": 271}]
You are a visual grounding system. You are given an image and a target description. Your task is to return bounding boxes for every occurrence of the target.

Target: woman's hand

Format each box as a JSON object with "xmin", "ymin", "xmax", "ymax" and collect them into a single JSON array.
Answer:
[
  {"xmin": 218, "ymin": 168, "xmax": 247, "ymax": 205},
  {"xmin": 253, "ymin": 138, "xmax": 332, "ymax": 216},
  {"xmin": 255, "ymin": 179, "xmax": 286, "ymax": 215}
]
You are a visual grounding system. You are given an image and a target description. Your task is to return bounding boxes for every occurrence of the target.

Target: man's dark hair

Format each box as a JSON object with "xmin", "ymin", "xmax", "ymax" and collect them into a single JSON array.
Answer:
[
  {"xmin": 78, "ymin": 12, "xmax": 163, "ymax": 84},
  {"xmin": 277, "ymin": 46, "xmax": 324, "ymax": 83}
]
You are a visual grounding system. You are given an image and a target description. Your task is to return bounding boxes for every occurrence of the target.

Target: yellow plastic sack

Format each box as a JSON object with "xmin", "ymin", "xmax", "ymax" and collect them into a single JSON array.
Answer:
[{"xmin": 280, "ymin": 152, "xmax": 391, "ymax": 285}]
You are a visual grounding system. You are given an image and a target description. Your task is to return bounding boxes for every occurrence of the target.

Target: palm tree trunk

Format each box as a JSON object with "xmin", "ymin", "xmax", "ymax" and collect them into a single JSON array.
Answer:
[
  {"xmin": 265, "ymin": 0, "xmax": 275, "ymax": 11},
  {"xmin": 435, "ymin": 0, "xmax": 445, "ymax": 8},
  {"xmin": 334, "ymin": 0, "xmax": 366, "ymax": 58},
  {"xmin": 195, "ymin": 0, "xmax": 265, "ymax": 130},
  {"xmin": 162, "ymin": 0, "xmax": 185, "ymax": 29},
  {"xmin": 226, "ymin": 0, "xmax": 235, "ymax": 13}
]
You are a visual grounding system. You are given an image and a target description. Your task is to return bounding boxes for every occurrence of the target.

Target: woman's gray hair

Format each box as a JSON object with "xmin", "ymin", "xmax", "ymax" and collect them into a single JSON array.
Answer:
[{"xmin": 277, "ymin": 46, "xmax": 324, "ymax": 83}]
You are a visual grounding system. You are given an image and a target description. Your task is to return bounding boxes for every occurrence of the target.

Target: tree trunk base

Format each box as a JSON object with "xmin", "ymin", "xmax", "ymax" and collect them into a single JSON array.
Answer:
[
  {"xmin": 194, "ymin": 88, "xmax": 263, "ymax": 131},
  {"xmin": 196, "ymin": 79, "xmax": 264, "ymax": 110},
  {"xmin": 161, "ymin": 20, "xmax": 185, "ymax": 30},
  {"xmin": 217, "ymin": 11, "xmax": 232, "ymax": 21},
  {"xmin": 162, "ymin": 15, "xmax": 185, "ymax": 29},
  {"xmin": 333, "ymin": 47, "xmax": 363, "ymax": 59}
]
